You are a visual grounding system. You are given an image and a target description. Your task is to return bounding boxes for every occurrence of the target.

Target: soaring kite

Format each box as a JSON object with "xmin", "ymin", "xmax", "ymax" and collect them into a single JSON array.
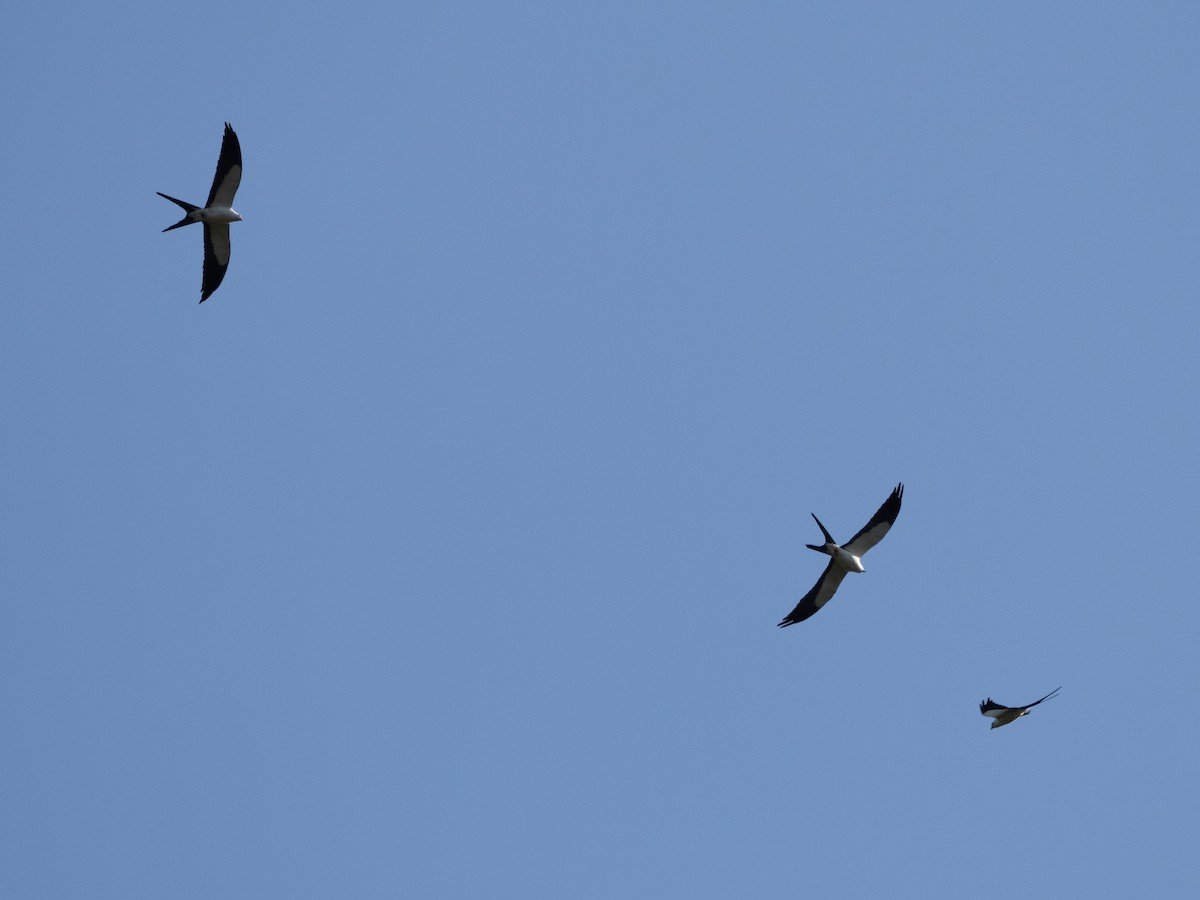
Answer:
[
  {"xmin": 777, "ymin": 483, "xmax": 903, "ymax": 627},
  {"xmin": 979, "ymin": 687, "xmax": 1061, "ymax": 729},
  {"xmin": 158, "ymin": 123, "xmax": 243, "ymax": 302}
]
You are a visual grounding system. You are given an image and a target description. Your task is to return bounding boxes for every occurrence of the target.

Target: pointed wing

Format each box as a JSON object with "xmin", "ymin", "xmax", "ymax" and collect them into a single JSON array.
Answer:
[
  {"xmin": 201, "ymin": 223, "xmax": 230, "ymax": 302},
  {"xmin": 777, "ymin": 561, "xmax": 848, "ymax": 627},
  {"xmin": 1021, "ymin": 686, "xmax": 1062, "ymax": 710},
  {"xmin": 979, "ymin": 698, "xmax": 1011, "ymax": 718},
  {"xmin": 206, "ymin": 123, "xmax": 242, "ymax": 208},
  {"xmin": 842, "ymin": 483, "xmax": 903, "ymax": 557}
]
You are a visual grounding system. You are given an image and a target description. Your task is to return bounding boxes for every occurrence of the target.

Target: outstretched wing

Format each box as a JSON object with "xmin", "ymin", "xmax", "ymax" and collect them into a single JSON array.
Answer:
[
  {"xmin": 777, "ymin": 561, "xmax": 848, "ymax": 627},
  {"xmin": 201, "ymin": 223, "xmax": 230, "ymax": 302},
  {"xmin": 206, "ymin": 122, "xmax": 242, "ymax": 208},
  {"xmin": 979, "ymin": 698, "xmax": 1011, "ymax": 718},
  {"xmin": 843, "ymin": 483, "xmax": 903, "ymax": 557}
]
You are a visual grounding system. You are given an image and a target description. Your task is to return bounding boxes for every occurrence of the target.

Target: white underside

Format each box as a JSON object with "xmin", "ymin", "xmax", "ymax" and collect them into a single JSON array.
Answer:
[
  {"xmin": 988, "ymin": 709, "xmax": 1026, "ymax": 728},
  {"xmin": 200, "ymin": 205, "xmax": 242, "ymax": 224},
  {"xmin": 831, "ymin": 546, "xmax": 865, "ymax": 573}
]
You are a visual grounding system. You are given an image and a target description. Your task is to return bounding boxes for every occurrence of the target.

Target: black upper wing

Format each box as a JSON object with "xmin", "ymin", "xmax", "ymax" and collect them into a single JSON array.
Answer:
[
  {"xmin": 842, "ymin": 483, "xmax": 903, "ymax": 557},
  {"xmin": 206, "ymin": 122, "xmax": 242, "ymax": 208},
  {"xmin": 979, "ymin": 698, "xmax": 1010, "ymax": 717},
  {"xmin": 777, "ymin": 561, "xmax": 848, "ymax": 627},
  {"xmin": 201, "ymin": 224, "xmax": 230, "ymax": 302}
]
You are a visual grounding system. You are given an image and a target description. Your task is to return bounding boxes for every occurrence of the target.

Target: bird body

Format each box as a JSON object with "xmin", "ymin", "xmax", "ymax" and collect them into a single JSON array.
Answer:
[
  {"xmin": 777, "ymin": 483, "xmax": 903, "ymax": 627},
  {"xmin": 158, "ymin": 122, "xmax": 243, "ymax": 302},
  {"xmin": 820, "ymin": 543, "xmax": 866, "ymax": 574}
]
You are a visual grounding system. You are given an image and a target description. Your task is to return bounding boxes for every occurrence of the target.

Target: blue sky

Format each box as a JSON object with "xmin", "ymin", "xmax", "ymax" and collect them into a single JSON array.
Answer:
[{"xmin": 4, "ymin": 2, "xmax": 1199, "ymax": 897}]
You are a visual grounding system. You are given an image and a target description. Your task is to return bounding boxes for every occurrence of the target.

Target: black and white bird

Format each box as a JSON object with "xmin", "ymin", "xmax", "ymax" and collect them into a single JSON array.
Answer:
[
  {"xmin": 777, "ymin": 483, "xmax": 903, "ymax": 627},
  {"xmin": 979, "ymin": 687, "xmax": 1061, "ymax": 729},
  {"xmin": 158, "ymin": 123, "xmax": 243, "ymax": 302}
]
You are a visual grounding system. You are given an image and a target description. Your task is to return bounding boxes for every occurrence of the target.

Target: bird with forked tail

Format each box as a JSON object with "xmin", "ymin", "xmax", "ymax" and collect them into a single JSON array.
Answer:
[
  {"xmin": 777, "ymin": 483, "xmax": 903, "ymax": 627},
  {"xmin": 980, "ymin": 687, "xmax": 1061, "ymax": 729},
  {"xmin": 158, "ymin": 122, "xmax": 243, "ymax": 302}
]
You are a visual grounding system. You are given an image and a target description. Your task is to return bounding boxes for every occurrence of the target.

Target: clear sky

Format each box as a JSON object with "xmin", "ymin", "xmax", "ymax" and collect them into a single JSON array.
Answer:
[{"xmin": 4, "ymin": 2, "xmax": 1199, "ymax": 897}]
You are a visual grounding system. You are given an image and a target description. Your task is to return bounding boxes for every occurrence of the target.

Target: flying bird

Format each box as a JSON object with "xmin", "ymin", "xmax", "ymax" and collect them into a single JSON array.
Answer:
[
  {"xmin": 777, "ymin": 483, "xmax": 903, "ymax": 627},
  {"xmin": 979, "ymin": 687, "xmax": 1061, "ymax": 729},
  {"xmin": 158, "ymin": 122, "xmax": 243, "ymax": 302}
]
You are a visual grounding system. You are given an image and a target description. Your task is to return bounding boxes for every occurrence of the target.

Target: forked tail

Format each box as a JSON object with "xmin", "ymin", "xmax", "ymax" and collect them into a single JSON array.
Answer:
[{"xmin": 157, "ymin": 192, "xmax": 200, "ymax": 231}]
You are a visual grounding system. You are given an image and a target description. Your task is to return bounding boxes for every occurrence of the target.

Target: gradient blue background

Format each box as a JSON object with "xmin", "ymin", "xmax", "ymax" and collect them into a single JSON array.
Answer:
[{"xmin": 4, "ymin": 3, "xmax": 1198, "ymax": 897}]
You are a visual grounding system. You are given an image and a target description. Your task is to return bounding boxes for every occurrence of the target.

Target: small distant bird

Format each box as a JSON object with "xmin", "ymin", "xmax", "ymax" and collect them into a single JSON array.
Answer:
[
  {"xmin": 979, "ymin": 687, "xmax": 1061, "ymax": 729},
  {"xmin": 158, "ymin": 122, "xmax": 243, "ymax": 302},
  {"xmin": 777, "ymin": 483, "xmax": 903, "ymax": 627}
]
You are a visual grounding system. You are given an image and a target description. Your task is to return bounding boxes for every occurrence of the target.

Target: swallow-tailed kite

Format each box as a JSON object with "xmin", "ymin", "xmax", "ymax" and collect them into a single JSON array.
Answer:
[
  {"xmin": 979, "ymin": 687, "xmax": 1061, "ymax": 729},
  {"xmin": 777, "ymin": 483, "xmax": 903, "ymax": 627},
  {"xmin": 158, "ymin": 122, "xmax": 242, "ymax": 302}
]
